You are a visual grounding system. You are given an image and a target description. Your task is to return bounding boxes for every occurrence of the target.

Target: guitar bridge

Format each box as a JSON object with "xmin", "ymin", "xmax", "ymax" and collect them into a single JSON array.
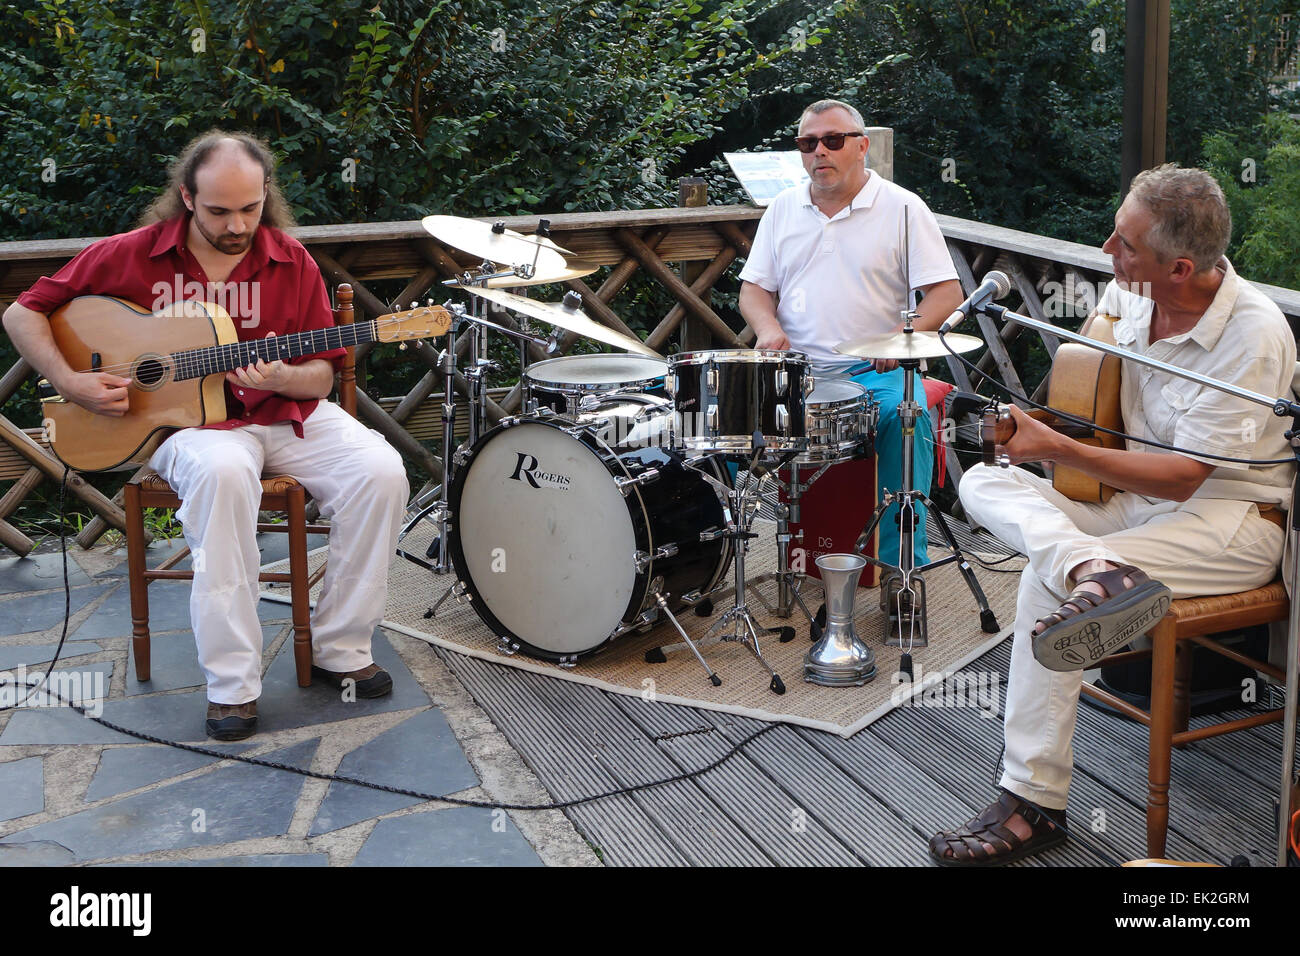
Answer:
[{"xmin": 36, "ymin": 379, "xmax": 65, "ymax": 403}]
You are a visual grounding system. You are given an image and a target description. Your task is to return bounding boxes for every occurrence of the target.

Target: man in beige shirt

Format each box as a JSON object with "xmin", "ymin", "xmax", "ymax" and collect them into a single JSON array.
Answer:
[{"xmin": 930, "ymin": 165, "xmax": 1293, "ymax": 865}]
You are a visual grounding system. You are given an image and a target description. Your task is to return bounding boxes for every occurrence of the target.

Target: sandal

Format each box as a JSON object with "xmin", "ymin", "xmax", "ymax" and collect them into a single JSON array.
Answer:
[
  {"xmin": 929, "ymin": 790, "xmax": 1067, "ymax": 866},
  {"xmin": 1031, "ymin": 563, "xmax": 1171, "ymax": 672}
]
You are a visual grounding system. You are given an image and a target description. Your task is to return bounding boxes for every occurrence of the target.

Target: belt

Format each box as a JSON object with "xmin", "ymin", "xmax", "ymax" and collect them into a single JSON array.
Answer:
[{"xmin": 1256, "ymin": 505, "xmax": 1286, "ymax": 531}]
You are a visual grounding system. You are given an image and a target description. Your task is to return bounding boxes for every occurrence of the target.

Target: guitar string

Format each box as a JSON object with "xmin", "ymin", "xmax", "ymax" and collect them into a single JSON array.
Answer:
[
  {"xmin": 936, "ymin": 328, "xmax": 1297, "ymax": 467},
  {"xmin": 61, "ymin": 315, "xmax": 428, "ymax": 379}
]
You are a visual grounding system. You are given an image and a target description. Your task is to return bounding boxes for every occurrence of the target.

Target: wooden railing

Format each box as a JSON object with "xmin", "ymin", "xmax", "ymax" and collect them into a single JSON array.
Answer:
[{"xmin": 4, "ymin": 201, "xmax": 1300, "ymax": 555}]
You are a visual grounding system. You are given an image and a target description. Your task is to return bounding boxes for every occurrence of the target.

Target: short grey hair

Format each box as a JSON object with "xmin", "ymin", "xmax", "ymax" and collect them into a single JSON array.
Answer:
[
  {"xmin": 1128, "ymin": 164, "xmax": 1232, "ymax": 273},
  {"xmin": 800, "ymin": 99, "xmax": 866, "ymax": 133}
]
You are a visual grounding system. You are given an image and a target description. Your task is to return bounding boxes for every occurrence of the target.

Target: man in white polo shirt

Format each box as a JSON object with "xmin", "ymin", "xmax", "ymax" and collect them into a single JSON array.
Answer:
[{"xmin": 739, "ymin": 99, "xmax": 963, "ymax": 569}]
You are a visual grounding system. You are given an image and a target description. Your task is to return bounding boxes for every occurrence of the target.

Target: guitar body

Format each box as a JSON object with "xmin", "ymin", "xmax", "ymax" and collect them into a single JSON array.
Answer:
[
  {"xmin": 979, "ymin": 313, "xmax": 1125, "ymax": 503},
  {"xmin": 43, "ymin": 296, "xmax": 234, "ymax": 472}
]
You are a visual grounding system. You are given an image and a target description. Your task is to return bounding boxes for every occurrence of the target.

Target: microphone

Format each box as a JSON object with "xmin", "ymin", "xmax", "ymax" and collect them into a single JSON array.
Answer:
[{"xmin": 939, "ymin": 271, "xmax": 1011, "ymax": 333}]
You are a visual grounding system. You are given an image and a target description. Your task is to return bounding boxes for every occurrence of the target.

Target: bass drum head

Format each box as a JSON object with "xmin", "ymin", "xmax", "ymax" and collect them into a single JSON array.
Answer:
[{"xmin": 449, "ymin": 420, "xmax": 641, "ymax": 658}]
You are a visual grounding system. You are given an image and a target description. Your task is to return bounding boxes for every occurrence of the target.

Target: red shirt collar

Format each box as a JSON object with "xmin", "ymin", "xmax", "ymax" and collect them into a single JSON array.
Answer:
[{"xmin": 146, "ymin": 213, "xmax": 295, "ymax": 265}]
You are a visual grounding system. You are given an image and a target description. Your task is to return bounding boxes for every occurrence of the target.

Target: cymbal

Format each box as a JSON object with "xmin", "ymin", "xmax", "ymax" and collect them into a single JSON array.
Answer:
[
  {"xmin": 835, "ymin": 330, "xmax": 983, "ymax": 361},
  {"xmin": 474, "ymin": 259, "xmax": 600, "ymax": 288},
  {"xmin": 421, "ymin": 215, "xmax": 567, "ymax": 273},
  {"xmin": 461, "ymin": 286, "xmax": 661, "ymax": 358}
]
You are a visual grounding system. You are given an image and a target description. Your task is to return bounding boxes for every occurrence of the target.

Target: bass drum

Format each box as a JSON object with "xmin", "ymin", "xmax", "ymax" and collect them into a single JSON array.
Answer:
[{"xmin": 447, "ymin": 415, "xmax": 732, "ymax": 663}]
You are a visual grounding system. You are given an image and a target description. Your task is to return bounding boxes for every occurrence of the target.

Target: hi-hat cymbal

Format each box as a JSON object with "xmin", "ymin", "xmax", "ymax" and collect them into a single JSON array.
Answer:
[
  {"xmin": 474, "ymin": 259, "xmax": 600, "ymax": 288},
  {"xmin": 835, "ymin": 330, "xmax": 983, "ymax": 361},
  {"xmin": 461, "ymin": 285, "xmax": 661, "ymax": 358},
  {"xmin": 421, "ymin": 215, "xmax": 568, "ymax": 273}
]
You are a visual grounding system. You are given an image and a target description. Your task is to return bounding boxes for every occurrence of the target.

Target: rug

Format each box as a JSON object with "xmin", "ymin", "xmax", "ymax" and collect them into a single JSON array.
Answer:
[{"xmin": 261, "ymin": 516, "xmax": 1024, "ymax": 737}]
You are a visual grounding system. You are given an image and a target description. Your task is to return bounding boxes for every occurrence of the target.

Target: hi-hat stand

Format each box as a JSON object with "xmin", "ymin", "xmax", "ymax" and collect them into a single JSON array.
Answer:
[{"xmin": 850, "ymin": 314, "xmax": 1001, "ymax": 665}]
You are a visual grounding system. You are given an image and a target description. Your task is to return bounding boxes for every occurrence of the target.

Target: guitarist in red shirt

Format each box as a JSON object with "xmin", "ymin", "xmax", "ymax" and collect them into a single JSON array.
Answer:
[{"xmin": 3, "ymin": 131, "xmax": 409, "ymax": 740}]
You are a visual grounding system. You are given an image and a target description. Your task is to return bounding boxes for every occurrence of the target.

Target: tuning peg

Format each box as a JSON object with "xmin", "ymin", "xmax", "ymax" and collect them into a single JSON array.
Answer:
[
  {"xmin": 410, "ymin": 301, "xmax": 418, "ymax": 309},
  {"xmin": 399, "ymin": 342, "xmax": 408, "ymax": 351}
]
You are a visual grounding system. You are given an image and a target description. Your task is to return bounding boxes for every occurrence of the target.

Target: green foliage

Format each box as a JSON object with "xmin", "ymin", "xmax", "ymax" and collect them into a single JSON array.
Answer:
[
  {"xmin": 0, "ymin": 0, "xmax": 808, "ymax": 236},
  {"xmin": 739, "ymin": 0, "xmax": 1299, "ymax": 248},
  {"xmin": 1205, "ymin": 112, "xmax": 1300, "ymax": 288}
]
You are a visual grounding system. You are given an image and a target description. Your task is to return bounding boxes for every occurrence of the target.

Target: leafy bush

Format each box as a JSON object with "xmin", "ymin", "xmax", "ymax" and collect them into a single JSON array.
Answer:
[{"xmin": 1205, "ymin": 112, "xmax": 1300, "ymax": 288}]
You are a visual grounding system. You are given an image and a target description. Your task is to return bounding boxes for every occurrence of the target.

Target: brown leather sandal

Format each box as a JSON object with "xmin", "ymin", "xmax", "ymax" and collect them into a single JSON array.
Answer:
[
  {"xmin": 928, "ymin": 790, "xmax": 1067, "ymax": 866},
  {"xmin": 1031, "ymin": 563, "xmax": 1171, "ymax": 672}
]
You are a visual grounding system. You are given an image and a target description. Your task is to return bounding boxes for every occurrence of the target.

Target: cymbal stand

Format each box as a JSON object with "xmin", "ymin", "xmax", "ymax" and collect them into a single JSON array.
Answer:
[
  {"xmin": 852, "ymin": 313, "xmax": 1000, "ymax": 669},
  {"xmin": 646, "ymin": 439, "xmax": 797, "ymax": 694},
  {"xmin": 396, "ymin": 268, "xmax": 556, "ymax": 587}
]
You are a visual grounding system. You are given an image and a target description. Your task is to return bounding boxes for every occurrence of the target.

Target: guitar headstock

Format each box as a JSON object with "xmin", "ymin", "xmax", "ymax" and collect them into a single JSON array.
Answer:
[{"xmin": 372, "ymin": 304, "xmax": 452, "ymax": 343}]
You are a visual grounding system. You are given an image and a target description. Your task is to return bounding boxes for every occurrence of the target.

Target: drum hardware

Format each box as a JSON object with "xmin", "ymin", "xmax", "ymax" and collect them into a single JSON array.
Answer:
[
  {"xmin": 746, "ymin": 460, "xmax": 833, "ymax": 627},
  {"xmin": 747, "ymin": 380, "xmax": 878, "ymax": 626},
  {"xmin": 645, "ymin": 437, "xmax": 799, "ymax": 695},
  {"xmin": 834, "ymin": 312, "xmax": 1001, "ymax": 666},
  {"xmin": 804, "ymin": 553, "xmax": 877, "ymax": 687}
]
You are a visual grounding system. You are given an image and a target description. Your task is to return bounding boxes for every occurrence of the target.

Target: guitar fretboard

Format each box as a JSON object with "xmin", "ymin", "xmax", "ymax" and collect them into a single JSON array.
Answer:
[{"xmin": 171, "ymin": 321, "xmax": 377, "ymax": 382}]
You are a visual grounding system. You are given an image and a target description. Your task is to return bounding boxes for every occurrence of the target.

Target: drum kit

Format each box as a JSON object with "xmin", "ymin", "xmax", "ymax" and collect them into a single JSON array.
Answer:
[{"xmin": 397, "ymin": 214, "xmax": 1000, "ymax": 694}]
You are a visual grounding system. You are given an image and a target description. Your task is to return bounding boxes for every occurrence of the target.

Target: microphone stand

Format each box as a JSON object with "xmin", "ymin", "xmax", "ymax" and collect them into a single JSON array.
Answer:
[{"xmin": 982, "ymin": 302, "xmax": 1300, "ymax": 867}]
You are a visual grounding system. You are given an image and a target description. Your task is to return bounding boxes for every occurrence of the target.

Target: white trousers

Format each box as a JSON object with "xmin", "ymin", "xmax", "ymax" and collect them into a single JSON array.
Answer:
[
  {"xmin": 150, "ymin": 401, "xmax": 410, "ymax": 704},
  {"xmin": 958, "ymin": 463, "xmax": 1283, "ymax": 810}
]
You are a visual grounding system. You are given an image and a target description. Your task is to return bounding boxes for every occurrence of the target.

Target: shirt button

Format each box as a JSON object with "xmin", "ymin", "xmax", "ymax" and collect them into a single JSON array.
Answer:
[{"xmin": 238, "ymin": 389, "xmax": 245, "ymax": 396}]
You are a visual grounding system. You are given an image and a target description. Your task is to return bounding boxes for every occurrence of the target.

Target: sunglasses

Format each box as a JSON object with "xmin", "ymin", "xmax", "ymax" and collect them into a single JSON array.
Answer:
[{"xmin": 794, "ymin": 131, "xmax": 866, "ymax": 153}]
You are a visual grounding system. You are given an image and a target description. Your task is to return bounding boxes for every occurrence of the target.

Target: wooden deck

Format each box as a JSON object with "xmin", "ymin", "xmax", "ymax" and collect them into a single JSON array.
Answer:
[{"xmin": 431, "ymin": 521, "xmax": 1288, "ymax": 867}]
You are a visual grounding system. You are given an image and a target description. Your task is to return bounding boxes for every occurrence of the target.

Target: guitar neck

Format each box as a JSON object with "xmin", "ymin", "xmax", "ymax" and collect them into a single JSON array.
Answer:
[{"xmin": 171, "ymin": 321, "xmax": 377, "ymax": 381}]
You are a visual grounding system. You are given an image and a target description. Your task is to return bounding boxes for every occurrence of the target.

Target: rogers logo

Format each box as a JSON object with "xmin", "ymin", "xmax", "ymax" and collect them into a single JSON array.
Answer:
[{"xmin": 508, "ymin": 452, "xmax": 571, "ymax": 490}]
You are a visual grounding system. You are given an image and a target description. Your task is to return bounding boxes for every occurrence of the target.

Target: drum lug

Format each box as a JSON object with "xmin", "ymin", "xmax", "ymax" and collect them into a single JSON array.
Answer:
[
  {"xmin": 496, "ymin": 638, "xmax": 520, "ymax": 657},
  {"xmin": 805, "ymin": 374, "xmax": 816, "ymax": 396},
  {"xmin": 665, "ymin": 372, "xmax": 677, "ymax": 398},
  {"xmin": 450, "ymin": 580, "xmax": 471, "ymax": 605},
  {"xmin": 616, "ymin": 467, "xmax": 661, "ymax": 496},
  {"xmin": 775, "ymin": 368, "xmax": 788, "ymax": 396},
  {"xmin": 706, "ymin": 404, "xmax": 718, "ymax": 432},
  {"xmin": 635, "ymin": 543, "xmax": 679, "ymax": 573},
  {"xmin": 706, "ymin": 365, "xmax": 719, "ymax": 394},
  {"xmin": 498, "ymin": 415, "xmax": 521, "ymax": 428},
  {"xmin": 775, "ymin": 404, "xmax": 790, "ymax": 434},
  {"xmin": 699, "ymin": 526, "xmax": 725, "ymax": 542},
  {"xmin": 453, "ymin": 446, "xmax": 473, "ymax": 468},
  {"xmin": 556, "ymin": 654, "xmax": 578, "ymax": 670}
]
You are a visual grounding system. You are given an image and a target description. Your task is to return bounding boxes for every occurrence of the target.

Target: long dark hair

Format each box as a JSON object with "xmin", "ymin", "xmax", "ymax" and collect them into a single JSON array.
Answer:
[{"xmin": 137, "ymin": 129, "xmax": 296, "ymax": 229}]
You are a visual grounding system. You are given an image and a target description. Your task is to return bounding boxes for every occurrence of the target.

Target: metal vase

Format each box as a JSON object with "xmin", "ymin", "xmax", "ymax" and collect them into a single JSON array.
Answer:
[{"xmin": 805, "ymin": 553, "xmax": 877, "ymax": 687}]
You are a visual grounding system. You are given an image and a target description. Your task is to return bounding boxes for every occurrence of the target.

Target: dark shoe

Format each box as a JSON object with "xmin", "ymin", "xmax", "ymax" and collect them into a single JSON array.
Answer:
[
  {"xmin": 310, "ymin": 662, "xmax": 393, "ymax": 698},
  {"xmin": 206, "ymin": 700, "xmax": 258, "ymax": 741},
  {"xmin": 1032, "ymin": 563, "xmax": 1171, "ymax": 671},
  {"xmin": 928, "ymin": 790, "xmax": 1067, "ymax": 866}
]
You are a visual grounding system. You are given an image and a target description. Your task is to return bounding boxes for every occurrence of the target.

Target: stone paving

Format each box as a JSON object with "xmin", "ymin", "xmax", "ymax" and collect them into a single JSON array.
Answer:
[{"xmin": 0, "ymin": 537, "xmax": 600, "ymax": 867}]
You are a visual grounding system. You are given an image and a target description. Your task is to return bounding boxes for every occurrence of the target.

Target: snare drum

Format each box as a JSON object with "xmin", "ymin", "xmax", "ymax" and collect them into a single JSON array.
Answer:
[
  {"xmin": 667, "ymin": 349, "xmax": 811, "ymax": 454},
  {"xmin": 447, "ymin": 414, "xmax": 732, "ymax": 663},
  {"xmin": 797, "ymin": 379, "xmax": 878, "ymax": 464},
  {"xmin": 523, "ymin": 354, "xmax": 668, "ymax": 418}
]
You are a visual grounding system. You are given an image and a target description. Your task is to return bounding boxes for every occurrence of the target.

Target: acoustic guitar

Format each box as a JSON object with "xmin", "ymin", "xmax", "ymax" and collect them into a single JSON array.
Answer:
[
  {"xmin": 979, "ymin": 313, "xmax": 1125, "ymax": 503},
  {"xmin": 38, "ymin": 295, "xmax": 451, "ymax": 472}
]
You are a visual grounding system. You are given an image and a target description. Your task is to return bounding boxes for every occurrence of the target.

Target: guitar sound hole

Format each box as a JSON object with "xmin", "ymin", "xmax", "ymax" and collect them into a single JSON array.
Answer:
[{"xmin": 135, "ymin": 357, "xmax": 167, "ymax": 388}]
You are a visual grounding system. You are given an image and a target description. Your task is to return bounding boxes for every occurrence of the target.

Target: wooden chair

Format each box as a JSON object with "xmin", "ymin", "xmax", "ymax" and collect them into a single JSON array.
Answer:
[
  {"xmin": 124, "ymin": 283, "xmax": 361, "ymax": 689},
  {"xmin": 1081, "ymin": 576, "xmax": 1290, "ymax": 857}
]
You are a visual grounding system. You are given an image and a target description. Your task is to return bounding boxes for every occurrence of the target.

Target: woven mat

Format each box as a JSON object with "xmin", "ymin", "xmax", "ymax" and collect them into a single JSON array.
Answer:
[{"xmin": 262, "ymin": 516, "xmax": 1023, "ymax": 737}]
